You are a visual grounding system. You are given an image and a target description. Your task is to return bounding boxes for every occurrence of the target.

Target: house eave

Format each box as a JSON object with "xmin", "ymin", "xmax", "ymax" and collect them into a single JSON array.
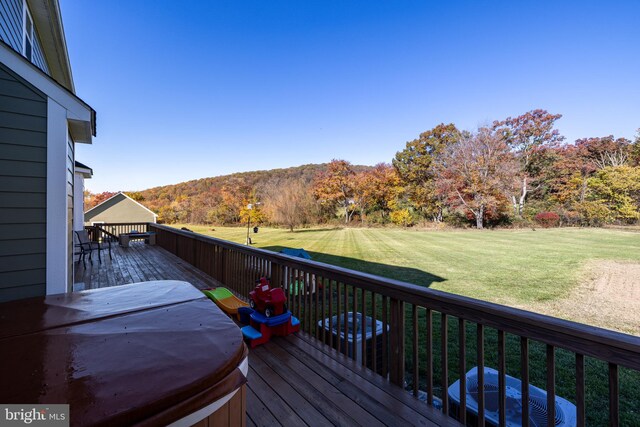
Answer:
[
  {"xmin": 27, "ymin": 0, "xmax": 74, "ymax": 92},
  {"xmin": 0, "ymin": 40, "xmax": 96, "ymax": 141},
  {"xmin": 74, "ymin": 161, "xmax": 92, "ymax": 178},
  {"xmin": 68, "ymin": 118, "xmax": 92, "ymax": 144}
]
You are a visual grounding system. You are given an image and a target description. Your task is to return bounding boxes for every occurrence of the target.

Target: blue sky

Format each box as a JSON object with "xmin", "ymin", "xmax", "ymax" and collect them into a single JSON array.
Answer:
[{"xmin": 60, "ymin": 1, "xmax": 640, "ymax": 192}]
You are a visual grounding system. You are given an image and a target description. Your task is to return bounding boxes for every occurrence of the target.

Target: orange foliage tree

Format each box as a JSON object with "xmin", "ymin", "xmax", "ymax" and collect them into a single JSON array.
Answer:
[
  {"xmin": 313, "ymin": 159, "xmax": 356, "ymax": 223},
  {"xmin": 435, "ymin": 127, "xmax": 518, "ymax": 229}
]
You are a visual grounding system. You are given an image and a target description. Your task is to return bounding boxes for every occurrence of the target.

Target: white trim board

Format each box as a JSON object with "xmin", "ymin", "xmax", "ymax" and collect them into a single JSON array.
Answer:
[{"xmin": 46, "ymin": 99, "xmax": 69, "ymax": 295}]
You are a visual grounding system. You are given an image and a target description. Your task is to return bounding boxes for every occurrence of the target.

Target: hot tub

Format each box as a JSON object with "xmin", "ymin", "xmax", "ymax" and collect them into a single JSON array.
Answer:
[{"xmin": 0, "ymin": 280, "xmax": 248, "ymax": 426}]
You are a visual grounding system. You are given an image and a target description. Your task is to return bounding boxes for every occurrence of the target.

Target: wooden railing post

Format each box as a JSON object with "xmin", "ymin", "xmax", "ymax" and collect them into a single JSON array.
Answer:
[
  {"xmin": 389, "ymin": 297, "xmax": 405, "ymax": 387},
  {"xmin": 221, "ymin": 247, "xmax": 228, "ymax": 286},
  {"xmin": 271, "ymin": 262, "xmax": 282, "ymax": 289}
]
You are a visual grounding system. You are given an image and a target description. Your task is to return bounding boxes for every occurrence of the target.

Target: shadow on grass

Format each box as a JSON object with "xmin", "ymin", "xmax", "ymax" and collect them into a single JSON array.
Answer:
[{"xmin": 262, "ymin": 245, "xmax": 446, "ymax": 288}]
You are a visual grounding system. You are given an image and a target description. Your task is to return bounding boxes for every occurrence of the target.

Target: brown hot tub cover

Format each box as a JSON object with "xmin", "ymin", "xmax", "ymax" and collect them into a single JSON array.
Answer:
[{"xmin": 0, "ymin": 280, "xmax": 248, "ymax": 426}]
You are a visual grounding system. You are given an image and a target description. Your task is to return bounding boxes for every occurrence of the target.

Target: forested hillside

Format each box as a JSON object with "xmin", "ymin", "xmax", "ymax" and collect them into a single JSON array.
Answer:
[
  {"xmin": 85, "ymin": 109, "xmax": 640, "ymax": 229},
  {"xmin": 85, "ymin": 163, "xmax": 372, "ymax": 226}
]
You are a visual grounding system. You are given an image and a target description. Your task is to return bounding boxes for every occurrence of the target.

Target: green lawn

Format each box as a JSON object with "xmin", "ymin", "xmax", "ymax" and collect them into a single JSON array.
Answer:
[
  {"xmin": 173, "ymin": 225, "xmax": 640, "ymax": 424},
  {"xmin": 175, "ymin": 225, "xmax": 640, "ymax": 308}
]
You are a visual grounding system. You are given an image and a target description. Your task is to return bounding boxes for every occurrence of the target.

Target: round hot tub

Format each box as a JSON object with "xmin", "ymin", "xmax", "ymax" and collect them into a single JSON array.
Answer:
[{"xmin": 0, "ymin": 280, "xmax": 248, "ymax": 426}]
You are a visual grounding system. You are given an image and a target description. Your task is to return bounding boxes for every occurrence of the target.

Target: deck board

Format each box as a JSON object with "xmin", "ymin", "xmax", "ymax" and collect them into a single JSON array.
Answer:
[
  {"xmin": 73, "ymin": 241, "xmax": 460, "ymax": 426},
  {"xmin": 248, "ymin": 355, "xmax": 331, "ymax": 425},
  {"xmin": 254, "ymin": 341, "xmax": 386, "ymax": 426}
]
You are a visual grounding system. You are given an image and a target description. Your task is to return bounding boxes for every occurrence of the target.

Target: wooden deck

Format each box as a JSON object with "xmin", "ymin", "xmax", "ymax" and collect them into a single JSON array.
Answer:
[
  {"xmin": 74, "ymin": 241, "xmax": 459, "ymax": 427},
  {"xmin": 73, "ymin": 241, "xmax": 221, "ymax": 291}
]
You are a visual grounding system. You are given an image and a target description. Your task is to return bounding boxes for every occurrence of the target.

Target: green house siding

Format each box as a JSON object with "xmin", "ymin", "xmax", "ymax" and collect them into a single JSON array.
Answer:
[
  {"xmin": 0, "ymin": 61, "xmax": 47, "ymax": 302},
  {"xmin": 85, "ymin": 193, "xmax": 156, "ymax": 224}
]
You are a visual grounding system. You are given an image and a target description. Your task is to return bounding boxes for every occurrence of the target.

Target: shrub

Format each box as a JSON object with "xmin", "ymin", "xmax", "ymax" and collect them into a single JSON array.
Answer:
[
  {"xmin": 509, "ymin": 216, "xmax": 534, "ymax": 229},
  {"xmin": 390, "ymin": 209, "xmax": 415, "ymax": 227},
  {"xmin": 534, "ymin": 211, "xmax": 560, "ymax": 228},
  {"xmin": 575, "ymin": 201, "xmax": 612, "ymax": 226},
  {"xmin": 556, "ymin": 208, "xmax": 582, "ymax": 226},
  {"xmin": 364, "ymin": 210, "xmax": 390, "ymax": 225}
]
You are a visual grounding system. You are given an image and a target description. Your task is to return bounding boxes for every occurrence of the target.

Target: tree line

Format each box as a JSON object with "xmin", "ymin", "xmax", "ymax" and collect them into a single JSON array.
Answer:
[{"xmin": 85, "ymin": 109, "xmax": 640, "ymax": 229}]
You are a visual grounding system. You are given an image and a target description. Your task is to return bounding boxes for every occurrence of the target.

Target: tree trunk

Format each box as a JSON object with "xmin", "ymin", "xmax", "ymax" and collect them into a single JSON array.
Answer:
[
  {"xmin": 513, "ymin": 176, "xmax": 528, "ymax": 217},
  {"xmin": 475, "ymin": 205, "xmax": 484, "ymax": 229},
  {"xmin": 434, "ymin": 206, "xmax": 443, "ymax": 223},
  {"xmin": 519, "ymin": 176, "xmax": 527, "ymax": 216}
]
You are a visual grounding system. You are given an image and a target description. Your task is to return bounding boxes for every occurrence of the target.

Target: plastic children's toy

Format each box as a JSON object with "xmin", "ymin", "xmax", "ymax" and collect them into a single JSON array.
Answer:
[
  {"xmin": 202, "ymin": 287, "xmax": 249, "ymax": 321},
  {"xmin": 241, "ymin": 277, "xmax": 299, "ymax": 347},
  {"xmin": 249, "ymin": 277, "xmax": 287, "ymax": 318},
  {"xmin": 241, "ymin": 310, "xmax": 300, "ymax": 348}
]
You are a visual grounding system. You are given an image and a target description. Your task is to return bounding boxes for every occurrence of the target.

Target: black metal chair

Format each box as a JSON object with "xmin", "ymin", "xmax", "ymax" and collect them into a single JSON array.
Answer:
[{"xmin": 75, "ymin": 229, "xmax": 111, "ymax": 267}]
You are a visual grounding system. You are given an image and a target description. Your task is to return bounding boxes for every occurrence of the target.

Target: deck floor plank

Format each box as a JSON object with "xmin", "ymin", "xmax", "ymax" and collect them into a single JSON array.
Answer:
[
  {"xmin": 253, "ymin": 343, "xmax": 386, "ymax": 427},
  {"xmin": 246, "ymin": 386, "xmax": 281, "ymax": 427},
  {"xmin": 249, "ymin": 354, "xmax": 332, "ymax": 426},
  {"xmin": 275, "ymin": 336, "xmax": 436, "ymax": 426},
  {"xmin": 246, "ymin": 365, "xmax": 310, "ymax": 426}
]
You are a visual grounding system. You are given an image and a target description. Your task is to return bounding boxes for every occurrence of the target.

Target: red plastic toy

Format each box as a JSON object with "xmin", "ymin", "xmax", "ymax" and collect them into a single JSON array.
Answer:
[{"xmin": 249, "ymin": 277, "xmax": 287, "ymax": 318}]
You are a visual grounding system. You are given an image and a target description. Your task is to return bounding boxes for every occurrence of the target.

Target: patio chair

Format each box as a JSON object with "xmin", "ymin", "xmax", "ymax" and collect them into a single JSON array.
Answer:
[{"xmin": 75, "ymin": 229, "xmax": 111, "ymax": 267}]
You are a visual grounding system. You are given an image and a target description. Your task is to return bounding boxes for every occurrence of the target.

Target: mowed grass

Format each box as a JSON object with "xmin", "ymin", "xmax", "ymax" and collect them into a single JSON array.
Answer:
[
  {"xmin": 175, "ymin": 225, "xmax": 640, "ymax": 308},
  {"xmin": 174, "ymin": 225, "xmax": 640, "ymax": 424}
]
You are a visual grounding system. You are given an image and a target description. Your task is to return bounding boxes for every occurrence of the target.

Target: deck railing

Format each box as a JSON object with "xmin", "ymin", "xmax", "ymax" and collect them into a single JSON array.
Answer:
[
  {"xmin": 87, "ymin": 222, "xmax": 150, "ymax": 240},
  {"xmin": 145, "ymin": 223, "xmax": 639, "ymax": 426}
]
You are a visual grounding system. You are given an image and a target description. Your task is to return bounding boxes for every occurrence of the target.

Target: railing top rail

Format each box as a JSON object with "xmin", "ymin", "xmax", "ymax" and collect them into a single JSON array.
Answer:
[
  {"xmin": 149, "ymin": 223, "xmax": 640, "ymax": 370},
  {"xmin": 93, "ymin": 224, "xmax": 118, "ymax": 238},
  {"xmin": 94, "ymin": 222, "xmax": 150, "ymax": 225}
]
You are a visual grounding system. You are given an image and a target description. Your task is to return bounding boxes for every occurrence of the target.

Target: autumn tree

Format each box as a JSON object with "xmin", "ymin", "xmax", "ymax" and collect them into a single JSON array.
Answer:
[
  {"xmin": 575, "ymin": 136, "xmax": 633, "ymax": 169},
  {"xmin": 239, "ymin": 202, "xmax": 265, "ymax": 225},
  {"xmin": 435, "ymin": 127, "xmax": 518, "ymax": 229},
  {"xmin": 206, "ymin": 181, "xmax": 253, "ymax": 224},
  {"xmin": 545, "ymin": 144, "xmax": 587, "ymax": 211},
  {"xmin": 313, "ymin": 160, "xmax": 356, "ymax": 223},
  {"xmin": 352, "ymin": 163, "xmax": 402, "ymax": 222},
  {"xmin": 547, "ymin": 136, "xmax": 634, "ymax": 220},
  {"xmin": 262, "ymin": 178, "xmax": 317, "ymax": 231},
  {"xmin": 631, "ymin": 129, "xmax": 640, "ymax": 166},
  {"xmin": 493, "ymin": 109, "xmax": 564, "ymax": 216},
  {"xmin": 586, "ymin": 165, "xmax": 640, "ymax": 223},
  {"xmin": 126, "ymin": 192, "xmax": 145, "ymax": 202},
  {"xmin": 84, "ymin": 191, "xmax": 117, "ymax": 210},
  {"xmin": 393, "ymin": 123, "xmax": 460, "ymax": 222}
]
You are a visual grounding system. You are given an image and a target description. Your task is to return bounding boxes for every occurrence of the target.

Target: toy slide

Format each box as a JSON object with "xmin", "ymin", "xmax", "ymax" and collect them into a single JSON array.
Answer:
[{"xmin": 202, "ymin": 287, "xmax": 249, "ymax": 320}]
